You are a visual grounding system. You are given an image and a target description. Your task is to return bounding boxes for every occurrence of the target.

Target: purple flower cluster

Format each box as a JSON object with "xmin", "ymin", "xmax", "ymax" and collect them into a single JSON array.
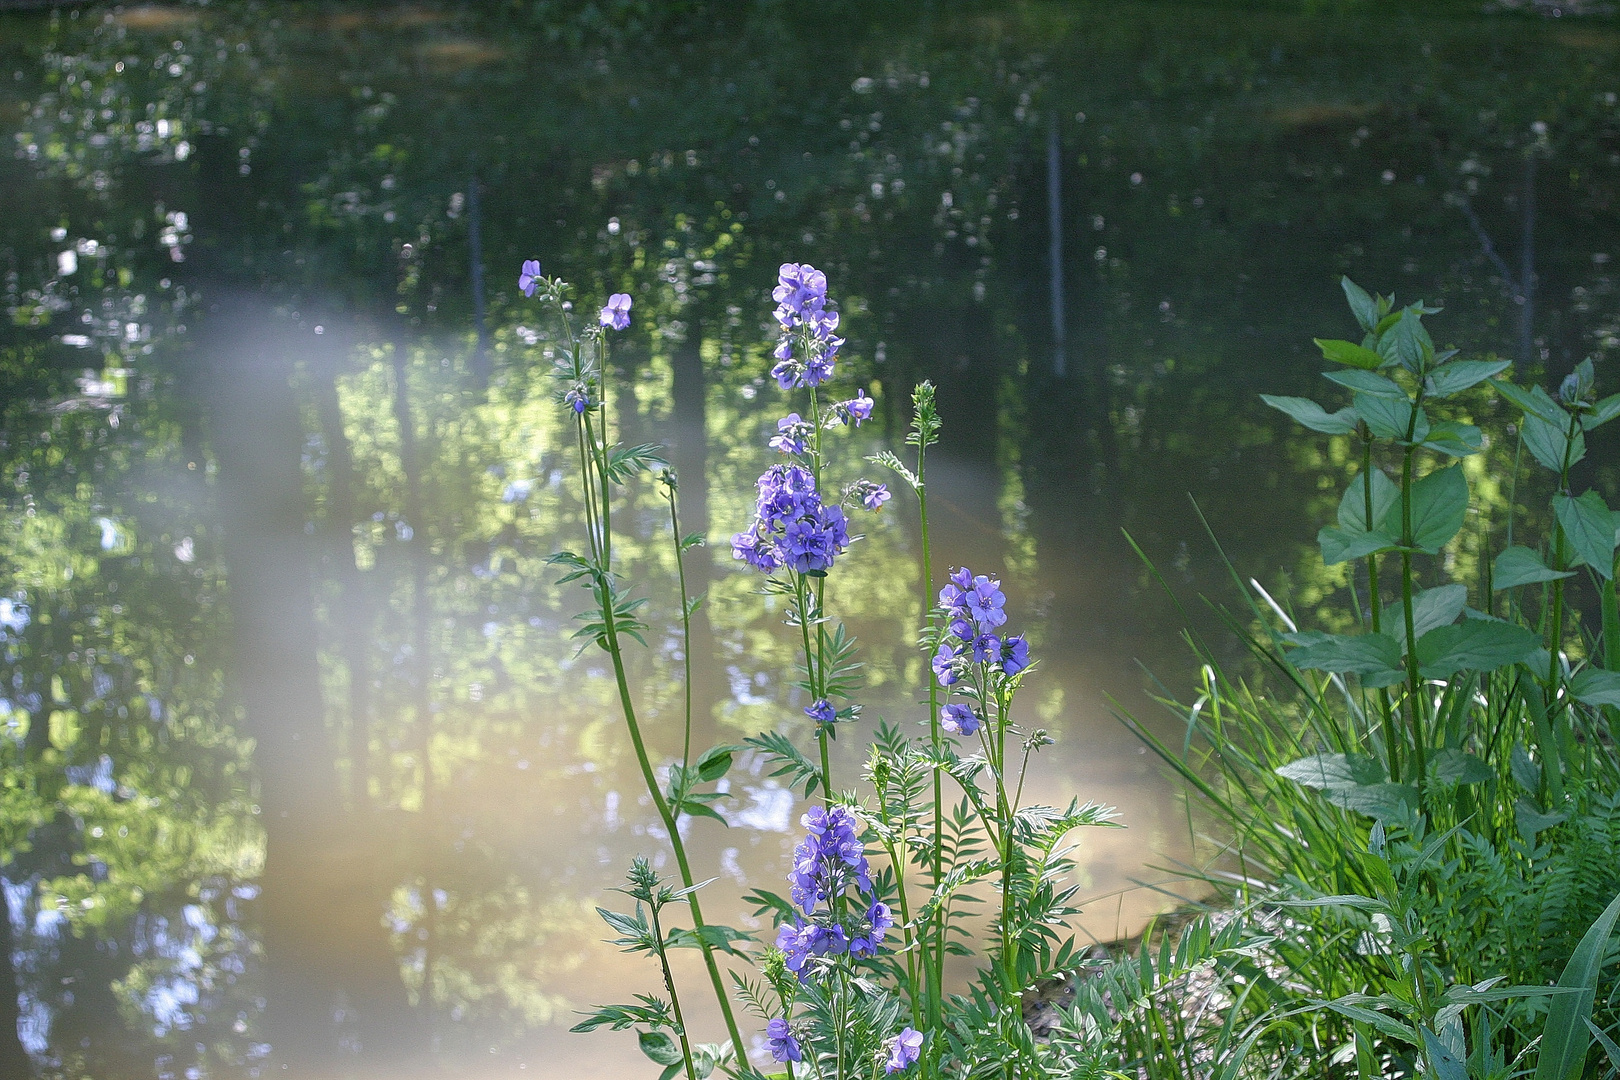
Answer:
[
  {"xmin": 846, "ymin": 479, "xmax": 891, "ymax": 512},
  {"xmin": 769, "ymin": 413, "xmax": 814, "ymax": 455},
  {"xmin": 770, "ymin": 263, "xmax": 844, "ymax": 389},
  {"xmin": 731, "ymin": 465, "xmax": 850, "ymax": 574},
  {"xmin": 766, "ymin": 1017, "xmax": 803, "ymax": 1063},
  {"xmin": 931, "ymin": 566, "xmax": 1032, "ymax": 729},
  {"xmin": 775, "ymin": 805, "xmax": 894, "ymax": 980}
]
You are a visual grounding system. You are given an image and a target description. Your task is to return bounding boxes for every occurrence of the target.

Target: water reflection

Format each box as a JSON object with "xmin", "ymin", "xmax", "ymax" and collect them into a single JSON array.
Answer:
[{"xmin": 3, "ymin": 1, "xmax": 1620, "ymax": 1076}]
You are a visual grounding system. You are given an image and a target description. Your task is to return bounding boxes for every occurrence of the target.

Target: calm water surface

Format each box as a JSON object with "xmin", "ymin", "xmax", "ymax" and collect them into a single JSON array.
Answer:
[{"xmin": 3, "ymin": 2, "xmax": 1620, "ymax": 1077}]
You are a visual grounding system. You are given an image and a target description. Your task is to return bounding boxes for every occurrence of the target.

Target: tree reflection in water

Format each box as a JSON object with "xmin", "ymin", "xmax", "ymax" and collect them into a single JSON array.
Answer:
[{"xmin": 1, "ymin": 1, "xmax": 1619, "ymax": 1075}]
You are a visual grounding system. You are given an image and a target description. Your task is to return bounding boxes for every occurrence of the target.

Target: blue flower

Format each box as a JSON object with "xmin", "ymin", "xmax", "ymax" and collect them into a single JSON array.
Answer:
[
  {"xmin": 885, "ymin": 1028, "xmax": 924, "ymax": 1073},
  {"xmin": 769, "ymin": 413, "xmax": 812, "ymax": 455},
  {"xmin": 849, "ymin": 899, "xmax": 893, "ymax": 957},
  {"xmin": 932, "ymin": 643, "xmax": 962, "ymax": 687},
  {"xmin": 842, "ymin": 389, "xmax": 874, "ymax": 425},
  {"xmin": 860, "ymin": 482, "xmax": 890, "ymax": 511},
  {"xmin": 769, "ymin": 262, "xmax": 844, "ymax": 389},
  {"xmin": 967, "ymin": 577, "xmax": 1007, "ymax": 630},
  {"xmin": 564, "ymin": 383, "xmax": 592, "ymax": 414},
  {"xmin": 970, "ymin": 633, "xmax": 1001, "ymax": 663},
  {"xmin": 519, "ymin": 259, "xmax": 541, "ymax": 298},
  {"xmin": 730, "ymin": 465, "xmax": 849, "ymax": 574},
  {"xmin": 805, "ymin": 698, "xmax": 836, "ymax": 726},
  {"xmin": 941, "ymin": 703, "xmax": 980, "ymax": 736},
  {"xmin": 599, "ymin": 292, "xmax": 632, "ymax": 330},
  {"xmin": 1001, "ymin": 634, "xmax": 1030, "ymax": 676},
  {"xmin": 787, "ymin": 806, "xmax": 871, "ymax": 915},
  {"xmin": 766, "ymin": 1017, "xmax": 803, "ymax": 1063}
]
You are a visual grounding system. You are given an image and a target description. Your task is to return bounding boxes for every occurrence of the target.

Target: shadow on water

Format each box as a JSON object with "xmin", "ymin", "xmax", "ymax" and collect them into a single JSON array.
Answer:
[{"xmin": 3, "ymin": 0, "xmax": 1620, "ymax": 1075}]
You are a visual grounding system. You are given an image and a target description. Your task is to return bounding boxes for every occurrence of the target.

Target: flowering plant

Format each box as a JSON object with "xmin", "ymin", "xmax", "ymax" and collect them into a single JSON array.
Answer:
[{"xmin": 524, "ymin": 258, "xmax": 1116, "ymax": 1080}]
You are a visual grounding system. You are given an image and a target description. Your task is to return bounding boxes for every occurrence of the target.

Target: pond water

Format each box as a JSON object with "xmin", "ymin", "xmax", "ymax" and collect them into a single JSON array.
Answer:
[{"xmin": 2, "ymin": 2, "xmax": 1619, "ymax": 1077}]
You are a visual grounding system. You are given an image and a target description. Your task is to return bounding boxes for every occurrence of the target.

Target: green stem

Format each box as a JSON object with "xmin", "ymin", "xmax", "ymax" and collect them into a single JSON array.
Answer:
[
  {"xmin": 1397, "ymin": 386, "xmax": 1427, "ymax": 800},
  {"xmin": 565, "ymin": 317, "xmax": 743, "ymax": 1055},
  {"xmin": 650, "ymin": 906, "xmax": 700, "ymax": 1080},
  {"xmin": 917, "ymin": 429, "xmax": 944, "ymax": 1031},
  {"xmin": 667, "ymin": 481, "xmax": 695, "ymax": 768},
  {"xmin": 1363, "ymin": 435, "xmax": 1398, "ymax": 782},
  {"xmin": 1547, "ymin": 410, "xmax": 1581, "ymax": 693}
]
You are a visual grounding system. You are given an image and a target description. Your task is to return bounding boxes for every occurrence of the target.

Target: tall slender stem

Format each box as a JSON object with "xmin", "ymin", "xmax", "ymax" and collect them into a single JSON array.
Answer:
[
  {"xmin": 1397, "ymin": 385, "xmax": 1428, "ymax": 799},
  {"xmin": 667, "ymin": 479, "xmax": 695, "ymax": 768},
  {"xmin": 1363, "ymin": 435, "xmax": 1398, "ymax": 782},
  {"xmin": 915, "ymin": 405, "xmax": 944, "ymax": 1031},
  {"xmin": 555, "ymin": 296, "xmax": 743, "ymax": 1054},
  {"xmin": 650, "ymin": 906, "xmax": 700, "ymax": 1080},
  {"xmin": 1546, "ymin": 410, "xmax": 1581, "ymax": 693}
]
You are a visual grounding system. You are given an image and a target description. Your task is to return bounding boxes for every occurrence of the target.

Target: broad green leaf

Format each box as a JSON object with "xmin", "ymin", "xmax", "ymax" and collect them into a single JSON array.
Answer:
[
  {"xmin": 1516, "ymin": 798, "xmax": 1566, "ymax": 841},
  {"xmin": 1418, "ymin": 421, "xmax": 1483, "ymax": 458},
  {"xmin": 1325, "ymin": 368, "xmax": 1407, "ymax": 399},
  {"xmin": 1523, "ymin": 412, "xmax": 1586, "ymax": 474},
  {"xmin": 1342, "ymin": 276, "xmax": 1380, "ymax": 333},
  {"xmin": 1569, "ymin": 666, "xmax": 1620, "ymax": 707},
  {"xmin": 1327, "ymin": 782, "xmax": 1419, "ymax": 817},
  {"xmin": 1337, "ymin": 468, "xmax": 1400, "ymax": 533},
  {"xmin": 1428, "ymin": 748, "xmax": 1493, "ymax": 786},
  {"xmin": 1490, "ymin": 379, "xmax": 1570, "ymax": 427},
  {"xmin": 1416, "ymin": 619, "xmax": 1541, "ymax": 678},
  {"xmin": 1260, "ymin": 394, "xmax": 1359, "ymax": 435},
  {"xmin": 1378, "ymin": 308, "xmax": 1434, "ymax": 371},
  {"xmin": 1493, "ymin": 546, "xmax": 1575, "ymax": 590},
  {"xmin": 1423, "ymin": 1027, "xmax": 1468, "ymax": 1080},
  {"xmin": 1553, "ymin": 490, "xmax": 1617, "ymax": 580},
  {"xmin": 1534, "ymin": 888, "xmax": 1620, "ymax": 1080},
  {"xmin": 1408, "ymin": 467, "xmax": 1469, "ymax": 553},
  {"xmin": 639, "ymin": 1030, "xmax": 685, "ymax": 1067},
  {"xmin": 1319, "ymin": 525, "xmax": 1397, "ymax": 566},
  {"xmin": 1587, "ymin": 1020, "xmax": 1620, "ymax": 1070},
  {"xmin": 1314, "ymin": 338, "xmax": 1385, "ymax": 371},
  {"xmin": 1355, "ymin": 394, "xmax": 1429, "ymax": 443},
  {"xmin": 1276, "ymin": 753, "xmax": 1386, "ymax": 789},
  {"xmin": 1424, "ymin": 359, "xmax": 1510, "ymax": 398},
  {"xmin": 1390, "ymin": 584, "xmax": 1467, "ymax": 652},
  {"xmin": 1286, "ymin": 632, "xmax": 1404, "ymax": 686},
  {"xmin": 695, "ymin": 743, "xmax": 742, "ymax": 782},
  {"xmin": 1510, "ymin": 747, "xmax": 1543, "ymax": 794},
  {"xmin": 1581, "ymin": 392, "xmax": 1620, "ymax": 431}
]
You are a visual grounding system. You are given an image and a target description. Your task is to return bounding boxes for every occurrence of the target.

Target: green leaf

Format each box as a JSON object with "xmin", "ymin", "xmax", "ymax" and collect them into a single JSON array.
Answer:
[
  {"xmin": 1390, "ymin": 584, "xmax": 1467, "ymax": 653},
  {"xmin": 1354, "ymin": 394, "xmax": 1429, "ymax": 443},
  {"xmin": 639, "ymin": 1030, "xmax": 685, "ymax": 1068},
  {"xmin": 1493, "ymin": 546, "xmax": 1575, "ymax": 590},
  {"xmin": 1342, "ymin": 277, "xmax": 1380, "ymax": 334},
  {"xmin": 869, "ymin": 450, "xmax": 919, "ymax": 491},
  {"xmin": 695, "ymin": 744, "xmax": 742, "ymax": 783},
  {"xmin": 1260, "ymin": 394, "xmax": 1359, "ymax": 434},
  {"xmin": 1314, "ymin": 338, "xmax": 1386, "ymax": 371},
  {"xmin": 666, "ymin": 923, "xmax": 754, "ymax": 958},
  {"xmin": 1569, "ymin": 666, "xmax": 1620, "ymax": 707},
  {"xmin": 1418, "ymin": 420, "xmax": 1483, "ymax": 458},
  {"xmin": 1554, "ymin": 491, "xmax": 1617, "ymax": 581},
  {"xmin": 1586, "ymin": 1020, "xmax": 1620, "ymax": 1070},
  {"xmin": 1286, "ymin": 632, "xmax": 1404, "ymax": 686},
  {"xmin": 1534, "ymin": 888, "xmax": 1620, "ymax": 1080},
  {"xmin": 1319, "ymin": 525, "xmax": 1397, "ymax": 566},
  {"xmin": 1491, "ymin": 379, "xmax": 1570, "ymax": 427},
  {"xmin": 1416, "ymin": 619, "xmax": 1541, "ymax": 678},
  {"xmin": 1324, "ymin": 783, "xmax": 1420, "ymax": 819},
  {"xmin": 1523, "ymin": 412, "xmax": 1586, "ymax": 474},
  {"xmin": 1423, "ymin": 1027, "xmax": 1468, "ymax": 1080},
  {"xmin": 1325, "ymin": 369, "xmax": 1407, "ymax": 399},
  {"xmin": 1405, "ymin": 467, "xmax": 1469, "ymax": 553},
  {"xmin": 605, "ymin": 443, "xmax": 669, "ymax": 484},
  {"xmin": 1581, "ymin": 392, "xmax": 1620, "ymax": 431},
  {"xmin": 1338, "ymin": 468, "xmax": 1400, "ymax": 533},
  {"xmin": 1428, "ymin": 748, "xmax": 1493, "ymax": 786},
  {"xmin": 1425, "ymin": 359, "xmax": 1510, "ymax": 398},
  {"xmin": 1276, "ymin": 753, "xmax": 1387, "ymax": 789},
  {"xmin": 1378, "ymin": 308, "xmax": 1434, "ymax": 371},
  {"xmin": 1516, "ymin": 798, "xmax": 1566, "ymax": 841}
]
